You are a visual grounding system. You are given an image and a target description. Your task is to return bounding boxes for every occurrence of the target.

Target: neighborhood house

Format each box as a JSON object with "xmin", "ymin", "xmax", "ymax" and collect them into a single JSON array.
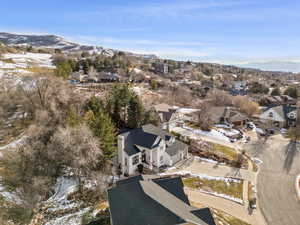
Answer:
[{"xmin": 118, "ymin": 124, "xmax": 188, "ymax": 175}]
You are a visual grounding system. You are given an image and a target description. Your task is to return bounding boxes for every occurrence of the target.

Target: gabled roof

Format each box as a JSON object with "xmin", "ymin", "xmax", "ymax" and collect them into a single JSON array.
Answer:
[
  {"xmin": 264, "ymin": 105, "xmax": 297, "ymax": 121},
  {"xmin": 119, "ymin": 124, "xmax": 186, "ymax": 156},
  {"xmin": 108, "ymin": 176, "xmax": 216, "ymax": 225}
]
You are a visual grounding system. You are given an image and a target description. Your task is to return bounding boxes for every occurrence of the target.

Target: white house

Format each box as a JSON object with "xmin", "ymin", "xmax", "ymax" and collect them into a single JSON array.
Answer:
[
  {"xmin": 118, "ymin": 124, "xmax": 188, "ymax": 176},
  {"xmin": 259, "ymin": 105, "xmax": 297, "ymax": 128}
]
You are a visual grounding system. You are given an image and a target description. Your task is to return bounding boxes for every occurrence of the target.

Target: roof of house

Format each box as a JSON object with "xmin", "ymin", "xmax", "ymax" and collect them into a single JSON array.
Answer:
[
  {"xmin": 153, "ymin": 103, "xmax": 173, "ymax": 112},
  {"xmin": 153, "ymin": 104, "xmax": 178, "ymax": 123},
  {"xmin": 166, "ymin": 140, "xmax": 188, "ymax": 156},
  {"xmin": 108, "ymin": 176, "xmax": 216, "ymax": 225},
  {"xmin": 119, "ymin": 124, "xmax": 187, "ymax": 156},
  {"xmin": 264, "ymin": 105, "xmax": 297, "ymax": 121},
  {"xmin": 209, "ymin": 107, "xmax": 247, "ymax": 123}
]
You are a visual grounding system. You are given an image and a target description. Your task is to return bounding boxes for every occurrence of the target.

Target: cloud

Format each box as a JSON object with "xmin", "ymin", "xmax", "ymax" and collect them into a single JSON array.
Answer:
[{"xmin": 69, "ymin": 0, "xmax": 253, "ymax": 21}]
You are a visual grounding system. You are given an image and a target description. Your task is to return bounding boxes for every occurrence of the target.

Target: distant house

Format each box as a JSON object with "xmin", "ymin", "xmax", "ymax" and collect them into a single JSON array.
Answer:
[
  {"xmin": 209, "ymin": 107, "xmax": 248, "ymax": 127},
  {"xmin": 154, "ymin": 62, "xmax": 169, "ymax": 74},
  {"xmin": 259, "ymin": 95, "xmax": 296, "ymax": 107},
  {"xmin": 107, "ymin": 175, "xmax": 216, "ymax": 225},
  {"xmin": 152, "ymin": 103, "xmax": 182, "ymax": 130},
  {"xmin": 118, "ymin": 124, "xmax": 188, "ymax": 176},
  {"xmin": 71, "ymin": 70, "xmax": 87, "ymax": 82},
  {"xmin": 98, "ymin": 72, "xmax": 120, "ymax": 82},
  {"xmin": 259, "ymin": 105, "xmax": 297, "ymax": 128}
]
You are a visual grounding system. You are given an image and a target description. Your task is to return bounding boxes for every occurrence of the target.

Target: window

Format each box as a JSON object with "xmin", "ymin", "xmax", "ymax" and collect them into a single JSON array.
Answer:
[
  {"xmin": 132, "ymin": 155, "xmax": 139, "ymax": 165},
  {"xmin": 268, "ymin": 112, "xmax": 273, "ymax": 118}
]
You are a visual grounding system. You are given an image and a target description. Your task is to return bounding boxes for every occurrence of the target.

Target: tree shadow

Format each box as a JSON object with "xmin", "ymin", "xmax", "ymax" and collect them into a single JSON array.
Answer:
[
  {"xmin": 225, "ymin": 166, "xmax": 242, "ymax": 179},
  {"xmin": 248, "ymin": 139, "xmax": 267, "ymax": 158},
  {"xmin": 283, "ymin": 140, "xmax": 299, "ymax": 173}
]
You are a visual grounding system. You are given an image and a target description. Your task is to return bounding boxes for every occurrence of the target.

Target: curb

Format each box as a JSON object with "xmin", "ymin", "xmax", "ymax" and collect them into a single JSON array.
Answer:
[{"xmin": 295, "ymin": 175, "xmax": 300, "ymax": 200}]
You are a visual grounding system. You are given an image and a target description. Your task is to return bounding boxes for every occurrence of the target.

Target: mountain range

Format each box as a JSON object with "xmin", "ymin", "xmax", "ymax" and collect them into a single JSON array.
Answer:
[{"xmin": 0, "ymin": 32, "xmax": 157, "ymax": 59}]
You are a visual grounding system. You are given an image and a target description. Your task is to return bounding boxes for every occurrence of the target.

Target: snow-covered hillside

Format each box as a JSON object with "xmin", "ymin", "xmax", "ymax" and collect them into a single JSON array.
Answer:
[
  {"xmin": 0, "ymin": 32, "xmax": 157, "ymax": 58},
  {"xmin": 2, "ymin": 52, "xmax": 55, "ymax": 69},
  {"xmin": 0, "ymin": 32, "xmax": 114, "ymax": 56},
  {"xmin": 0, "ymin": 52, "xmax": 55, "ymax": 88}
]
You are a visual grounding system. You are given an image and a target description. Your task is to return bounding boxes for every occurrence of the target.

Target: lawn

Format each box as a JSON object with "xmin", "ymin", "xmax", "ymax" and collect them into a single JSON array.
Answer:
[
  {"xmin": 183, "ymin": 176, "xmax": 243, "ymax": 199},
  {"xmin": 212, "ymin": 209, "xmax": 251, "ymax": 225},
  {"xmin": 213, "ymin": 144, "xmax": 238, "ymax": 161}
]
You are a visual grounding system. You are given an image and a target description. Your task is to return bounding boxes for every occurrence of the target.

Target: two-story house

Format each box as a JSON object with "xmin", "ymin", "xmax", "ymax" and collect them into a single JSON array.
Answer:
[
  {"xmin": 118, "ymin": 124, "xmax": 188, "ymax": 176},
  {"xmin": 259, "ymin": 105, "xmax": 297, "ymax": 128}
]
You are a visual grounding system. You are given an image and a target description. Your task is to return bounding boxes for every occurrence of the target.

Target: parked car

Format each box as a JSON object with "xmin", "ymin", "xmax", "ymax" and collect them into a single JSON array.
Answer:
[
  {"xmin": 280, "ymin": 128, "xmax": 287, "ymax": 134},
  {"xmin": 249, "ymin": 198, "xmax": 257, "ymax": 209}
]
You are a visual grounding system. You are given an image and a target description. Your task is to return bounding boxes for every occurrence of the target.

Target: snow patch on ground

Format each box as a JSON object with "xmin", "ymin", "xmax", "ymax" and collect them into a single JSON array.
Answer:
[
  {"xmin": 0, "ymin": 135, "xmax": 27, "ymax": 151},
  {"xmin": 160, "ymin": 170, "xmax": 241, "ymax": 184},
  {"xmin": 182, "ymin": 125, "xmax": 230, "ymax": 142},
  {"xmin": 3, "ymin": 53, "xmax": 55, "ymax": 69},
  {"xmin": 44, "ymin": 208, "xmax": 90, "ymax": 225},
  {"xmin": 47, "ymin": 177, "xmax": 78, "ymax": 204},
  {"xmin": 194, "ymin": 156, "xmax": 225, "ymax": 165}
]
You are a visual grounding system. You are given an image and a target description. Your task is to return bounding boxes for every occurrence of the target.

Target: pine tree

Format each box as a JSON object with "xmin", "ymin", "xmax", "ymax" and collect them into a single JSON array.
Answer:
[
  {"xmin": 128, "ymin": 95, "xmax": 145, "ymax": 128},
  {"xmin": 86, "ymin": 97, "xmax": 117, "ymax": 159}
]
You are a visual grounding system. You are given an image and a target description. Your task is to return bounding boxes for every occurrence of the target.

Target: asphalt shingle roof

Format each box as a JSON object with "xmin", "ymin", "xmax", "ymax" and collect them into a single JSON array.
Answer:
[
  {"xmin": 119, "ymin": 124, "xmax": 177, "ymax": 156},
  {"xmin": 108, "ymin": 176, "xmax": 215, "ymax": 225}
]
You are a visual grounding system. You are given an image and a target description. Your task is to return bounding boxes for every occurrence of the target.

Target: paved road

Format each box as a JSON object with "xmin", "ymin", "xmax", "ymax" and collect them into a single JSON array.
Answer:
[{"xmin": 245, "ymin": 135, "xmax": 300, "ymax": 225}]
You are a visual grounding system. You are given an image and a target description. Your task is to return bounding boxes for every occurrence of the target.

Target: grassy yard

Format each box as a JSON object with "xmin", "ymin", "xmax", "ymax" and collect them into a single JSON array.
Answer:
[
  {"xmin": 213, "ymin": 144, "xmax": 238, "ymax": 161},
  {"xmin": 212, "ymin": 209, "xmax": 251, "ymax": 225},
  {"xmin": 183, "ymin": 177, "xmax": 243, "ymax": 199}
]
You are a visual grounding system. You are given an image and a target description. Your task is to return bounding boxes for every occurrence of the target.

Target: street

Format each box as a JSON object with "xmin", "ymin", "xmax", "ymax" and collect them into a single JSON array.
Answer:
[{"xmin": 245, "ymin": 135, "xmax": 300, "ymax": 225}]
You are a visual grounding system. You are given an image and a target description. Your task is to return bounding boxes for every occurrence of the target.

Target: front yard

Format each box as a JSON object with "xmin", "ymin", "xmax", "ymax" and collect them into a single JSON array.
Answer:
[
  {"xmin": 190, "ymin": 141, "xmax": 248, "ymax": 169},
  {"xmin": 212, "ymin": 209, "xmax": 251, "ymax": 225},
  {"xmin": 183, "ymin": 175, "xmax": 243, "ymax": 201}
]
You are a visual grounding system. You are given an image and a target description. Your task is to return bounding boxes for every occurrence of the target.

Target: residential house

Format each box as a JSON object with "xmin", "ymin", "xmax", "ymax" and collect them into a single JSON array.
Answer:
[
  {"xmin": 98, "ymin": 72, "xmax": 120, "ymax": 82},
  {"xmin": 152, "ymin": 103, "xmax": 182, "ymax": 130},
  {"xmin": 259, "ymin": 95, "xmax": 296, "ymax": 107},
  {"xmin": 107, "ymin": 175, "xmax": 216, "ymax": 225},
  {"xmin": 259, "ymin": 105, "xmax": 297, "ymax": 128},
  {"xmin": 154, "ymin": 62, "xmax": 169, "ymax": 74},
  {"xmin": 71, "ymin": 70, "xmax": 87, "ymax": 83},
  {"xmin": 118, "ymin": 124, "xmax": 188, "ymax": 176},
  {"xmin": 209, "ymin": 107, "xmax": 248, "ymax": 127}
]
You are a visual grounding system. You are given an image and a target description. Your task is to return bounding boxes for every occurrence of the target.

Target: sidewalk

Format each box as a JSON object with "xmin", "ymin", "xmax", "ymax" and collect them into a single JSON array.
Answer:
[{"xmin": 185, "ymin": 188, "xmax": 267, "ymax": 225}]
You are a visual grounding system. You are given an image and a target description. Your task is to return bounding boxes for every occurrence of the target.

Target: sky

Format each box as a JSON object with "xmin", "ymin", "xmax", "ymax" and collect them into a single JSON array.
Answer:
[{"xmin": 1, "ymin": 0, "xmax": 300, "ymax": 72}]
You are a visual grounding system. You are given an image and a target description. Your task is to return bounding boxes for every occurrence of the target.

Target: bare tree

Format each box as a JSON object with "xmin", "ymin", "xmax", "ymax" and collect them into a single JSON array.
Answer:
[
  {"xmin": 207, "ymin": 89, "xmax": 233, "ymax": 106},
  {"xmin": 196, "ymin": 102, "xmax": 213, "ymax": 131},
  {"xmin": 233, "ymin": 95, "xmax": 260, "ymax": 116}
]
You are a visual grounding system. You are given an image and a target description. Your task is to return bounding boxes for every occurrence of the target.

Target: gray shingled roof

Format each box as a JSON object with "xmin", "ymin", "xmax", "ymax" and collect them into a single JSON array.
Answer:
[
  {"xmin": 119, "ymin": 124, "xmax": 173, "ymax": 156},
  {"xmin": 108, "ymin": 176, "xmax": 216, "ymax": 225},
  {"xmin": 166, "ymin": 140, "xmax": 188, "ymax": 156}
]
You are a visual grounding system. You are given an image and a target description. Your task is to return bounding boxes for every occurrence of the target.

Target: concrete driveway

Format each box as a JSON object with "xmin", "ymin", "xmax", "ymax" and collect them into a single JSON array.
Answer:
[{"xmin": 245, "ymin": 135, "xmax": 300, "ymax": 225}]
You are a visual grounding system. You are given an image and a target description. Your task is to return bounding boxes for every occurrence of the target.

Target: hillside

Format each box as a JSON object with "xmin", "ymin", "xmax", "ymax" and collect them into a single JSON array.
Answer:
[{"xmin": 0, "ymin": 32, "xmax": 157, "ymax": 59}]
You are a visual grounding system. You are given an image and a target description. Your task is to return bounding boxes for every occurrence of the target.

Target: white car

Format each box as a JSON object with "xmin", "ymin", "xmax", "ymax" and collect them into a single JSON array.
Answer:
[
  {"xmin": 252, "ymin": 157, "xmax": 263, "ymax": 164},
  {"xmin": 280, "ymin": 128, "xmax": 287, "ymax": 134}
]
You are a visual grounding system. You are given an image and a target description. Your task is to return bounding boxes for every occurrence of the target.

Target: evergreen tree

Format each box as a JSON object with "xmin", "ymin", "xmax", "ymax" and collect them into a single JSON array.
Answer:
[
  {"xmin": 271, "ymin": 87, "xmax": 281, "ymax": 96},
  {"xmin": 86, "ymin": 97, "xmax": 117, "ymax": 159},
  {"xmin": 55, "ymin": 61, "xmax": 72, "ymax": 78},
  {"xmin": 127, "ymin": 95, "xmax": 145, "ymax": 128},
  {"xmin": 284, "ymin": 86, "xmax": 299, "ymax": 99}
]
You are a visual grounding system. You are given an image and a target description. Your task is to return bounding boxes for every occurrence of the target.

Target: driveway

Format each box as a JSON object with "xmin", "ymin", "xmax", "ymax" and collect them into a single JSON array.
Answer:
[{"xmin": 245, "ymin": 135, "xmax": 300, "ymax": 225}]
